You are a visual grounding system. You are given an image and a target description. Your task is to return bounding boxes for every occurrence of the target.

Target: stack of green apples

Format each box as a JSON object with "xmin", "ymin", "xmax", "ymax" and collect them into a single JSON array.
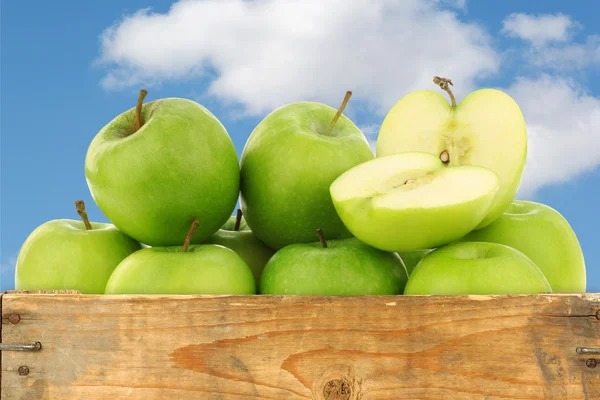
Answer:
[{"xmin": 14, "ymin": 78, "xmax": 586, "ymax": 296}]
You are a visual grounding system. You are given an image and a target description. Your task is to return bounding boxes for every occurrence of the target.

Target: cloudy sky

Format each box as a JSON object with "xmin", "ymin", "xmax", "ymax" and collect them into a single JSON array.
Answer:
[{"xmin": 2, "ymin": 0, "xmax": 599, "ymax": 291}]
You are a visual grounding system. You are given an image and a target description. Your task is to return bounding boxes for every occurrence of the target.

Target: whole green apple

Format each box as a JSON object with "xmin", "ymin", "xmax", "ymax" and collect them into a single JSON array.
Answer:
[
  {"xmin": 404, "ymin": 241, "xmax": 552, "ymax": 295},
  {"xmin": 260, "ymin": 229, "xmax": 409, "ymax": 295},
  {"xmin": 376, "ymin": 77, "xmax": 527, "ymax": 229},
  {"xmin": 330, "ymin": 152, "xmax": 499, "ymax": 252},
  {"xmin": 398, "ymin": 249, "xmax": 433, "ymax": 276},
  {"xmin": 240, "ymin": 91, "xmax": 374, "ymax": 250},
  {"xmin": 15, "ymin": 200, "xmax": 141, "ymax": 294},
  {"xmin": 203, "ymin": 209, "xmax": 275, "ymax": 290},
  {"xmin": 105, "ymin": 220, "xmax": 256, "ymax": 294},
  {"xmin": 85, "ymin": 89, "xmax": 239, "ymax": 246},
  {"xmin": 221, "ymin": 210, "xmax": 250, "ymax": 231},
  {"xmin": 460, "ymin": 200, "xmax": 586, "ymax": 292}
]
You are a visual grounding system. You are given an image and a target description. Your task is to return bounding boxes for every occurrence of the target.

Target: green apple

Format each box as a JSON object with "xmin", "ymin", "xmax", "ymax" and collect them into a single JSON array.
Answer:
[
  {"xmin": 105, "ymin": 220, "xmax": 256, "ymax": 294},
  {"xmin": 221, "ymin": 210, "xmax": 250, "ymax": 231},
  {"xmin": 85, "ymin": 89, "xmax": 239, "ymax": 246},
  {"xmin": 376, "ymin": 77, "xmax": 527, "ymax": 228},
  {"xmin": 240, "ymin": 91, "xmax": 374, "ymax": 250},
  {"xmin": 202, "ymin": 209, "xmax": 275, "ymax": 290},
  {"xmin": 404, "ymin": 241, "xmax": 552, "ymax": 295},
  {"xmin": 260, "ymin": 229, "xmax": 408, "ymax": 295},
  {"xmin": 398, "ymin": 249, "xmax": 433, "ymax": 276},
  {"xmin": 330, "ymin": 152, "xmax": 499, "ymax": 252},
  {"xmin": 15, "ymin": 200, "xmax": 141, "ymax": 294},
  {"xmin": 460, "ymin": 200, "xmax": 586, "ymax": 292}
]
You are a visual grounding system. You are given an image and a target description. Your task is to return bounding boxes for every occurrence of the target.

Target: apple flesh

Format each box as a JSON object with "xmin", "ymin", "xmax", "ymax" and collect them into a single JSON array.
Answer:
[
  {"xmin": 460, "ymin": 200, "xmax": 586, "ymax": 292},
  {"xmin": 240, "ymin": 94, "xmax": 374, "ymax": 250},
  {"xmin": 85, "ymin": 91, "xmax": 240, "ymax": 246},
  {"xmin": 404, "ymin": 241, "xmax": 552, "ymax": 295},
  {"xmin": 15, "ymin": 217, "xmax": 141, "ymax": 294},
  {"xmin": 105, "ymin": 244, "xmax": 255, "ymax": 295},
  {"xmin": 260, "ymin": 236, "xmax": 408, "ymax": 295},
  {"xmin": 330, "ymin": 152, "xmax": 499, "ymax": 252},
  {"xmin": 376, "ymin": 84, "xmax": 527, "ymax": 228}
]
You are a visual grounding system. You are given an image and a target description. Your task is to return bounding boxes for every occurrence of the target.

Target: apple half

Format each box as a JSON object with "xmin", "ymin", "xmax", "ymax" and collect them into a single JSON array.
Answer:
[
  {"xmin": 376, "ymin": 80, "xmax": 527, "ymax": 228},
  {"xmin": 330, "ymin": 152, "xmax": 499, "ymax": 252}
]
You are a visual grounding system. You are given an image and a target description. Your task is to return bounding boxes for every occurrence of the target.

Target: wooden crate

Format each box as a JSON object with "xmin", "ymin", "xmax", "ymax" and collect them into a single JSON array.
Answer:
[{"xmin": 1, "ymin": 290, "xmax": 599, "ymax": 399}]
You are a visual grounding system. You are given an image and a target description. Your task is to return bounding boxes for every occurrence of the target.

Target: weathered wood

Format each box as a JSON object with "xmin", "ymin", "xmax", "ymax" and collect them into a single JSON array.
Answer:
[{"xmin": 2, "ymin": 293, "xmax": 599, "ymax": 399}]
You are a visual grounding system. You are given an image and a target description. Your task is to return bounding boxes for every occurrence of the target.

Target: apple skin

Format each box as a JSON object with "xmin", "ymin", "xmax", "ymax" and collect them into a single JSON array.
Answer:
[
  {"xmin": 398, "ymin": 249, "xmax": 433, "ymax": 276},
  {"xmin": 104, "ymin": 244, "xmax": 256, "ymax": 295},
  {"xmin": 460, "ymin": 200, "xmax": 586, "ymax": 292},
  {"xmin": 376, "ymin": 89, "xmax": 527, "ymax": 229},
  {"xmin": 240, "ymin": 102, "xmax": 374, "ymax": 250},
  {"xmin": 221, "ymin": 215, "xmax": 250, "ymax": 231},
  {"xmin": 404, "ymin": 242, "xmax": 552, "ymax": 295},
  {"xmin": 15, "ymin": 220, "xmax": 142, "ymax": 294},
  {"xmin": 260, "ymin": 237, "xmax": 409, "ymax": 295},
  {"xmin": 85, "ymin": 98, "xmax": 240, "ymax": 246},
  {"xmin": 203, "ymin": 229, "xmax": 275, "ymax": 291}
]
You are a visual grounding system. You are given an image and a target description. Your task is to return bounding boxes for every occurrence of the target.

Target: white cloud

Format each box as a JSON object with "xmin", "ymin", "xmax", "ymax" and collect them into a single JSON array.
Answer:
[
  {"xmin": 501, "ymin": 13, "xmax": 576, "ymax": 46},
  {"xmin": 97, "ymin": 0, "xmax": 498, "ymax": 115},
  {"xmin": 359, "ymin": 124, "xmax": 380, "ymax": 155},
  {"xmin": 95, "ymin": 1, "xmax": 600, "ymax": 197},
  {"xmin": 506, "ymin": 75, "xmax": 600, "ymax": 197},
  {"xmin": 526, "ymin": 35, "xmax": 600, "ymax": 71}
]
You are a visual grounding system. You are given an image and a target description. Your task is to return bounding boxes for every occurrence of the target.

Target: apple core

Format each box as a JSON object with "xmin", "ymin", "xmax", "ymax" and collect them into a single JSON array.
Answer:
[{"xmin": 376, "ymin": 76, "xmax": 528, "ymax": 228}]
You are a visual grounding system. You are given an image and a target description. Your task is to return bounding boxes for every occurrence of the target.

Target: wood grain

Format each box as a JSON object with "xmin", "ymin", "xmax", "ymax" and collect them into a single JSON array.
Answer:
[{"xmin": 2, "ymin": 293, "xmax": 599, "ymax": 399}]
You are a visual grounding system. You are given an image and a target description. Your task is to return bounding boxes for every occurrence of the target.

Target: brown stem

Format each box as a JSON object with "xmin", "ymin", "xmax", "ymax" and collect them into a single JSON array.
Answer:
[
  {"xmin": 325, "ymin": 91, "xmax": 352, "ymax": 136},
  {"xmin": 135, "ymin": 89, "xmax": 148, "ymax": 131},
  {"xmin": 74, "ymin": 200, "xmax": 93, "ymax": 230},
  {"xmin": 316, "ymin": 229, "xmax": 327, "ymax": 248},
  {"xmin": 234, "ymin": 209, "xmax": 243, "ymax": 231},
  {"xmin": 183, "ymin": 219, "xmax": 200, "ymax": 252},
  {"xmin": 433, "ymin": 76, "xmax": 456, "ymax": 107}
]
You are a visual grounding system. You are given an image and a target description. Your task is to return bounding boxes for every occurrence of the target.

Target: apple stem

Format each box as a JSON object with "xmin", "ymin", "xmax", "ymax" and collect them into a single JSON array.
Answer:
[
  {"xmin": 234, "ymin": 209, "xmax": 243, "ymax": 231},
  {"xmin": 433, "ymin": 76, "xmax": 456, "ymax": 107},
  {"xmin": 135, "ymin": 89, "xmax": 149, "ymax": 131},
  {"xmin": 316, "ymin": 228, "xmax": 328, "ymax": 248},
  {"xmin": 183, "ymin": 219, "xmax": 200, "ymax": 253},
  {"xmin": 75, "ymin": 200, "xmax": 93, "ymax": 230},
  {"xmin": 324, "ymin": 91, "xmax": 352, "ymax": 136}
]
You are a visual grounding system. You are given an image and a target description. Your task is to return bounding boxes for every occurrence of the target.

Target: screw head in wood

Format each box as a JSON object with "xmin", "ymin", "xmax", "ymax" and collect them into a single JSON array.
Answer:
[
  {"xmin": 8, "ymin": 313, "xmax": 21, "ymax": 324},
  {"xmin": 587, "ymin": 359, "xmax": 597, "ymax": 368},
  {"xmin": 18, "ymin": 366, "xmax": 29, "ymax": 376}
]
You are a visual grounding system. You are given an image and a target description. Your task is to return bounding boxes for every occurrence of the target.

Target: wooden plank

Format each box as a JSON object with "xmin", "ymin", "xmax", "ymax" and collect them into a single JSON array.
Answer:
[{"xmin": 2, "ymin": 293, "xmax": 599, "ymax": 399}]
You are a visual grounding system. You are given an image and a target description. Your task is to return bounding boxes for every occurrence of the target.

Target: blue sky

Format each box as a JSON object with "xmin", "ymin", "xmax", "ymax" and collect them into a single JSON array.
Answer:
[{"xmin": 1, "ymin": 0, "xmax": 599, "ymax": 292}]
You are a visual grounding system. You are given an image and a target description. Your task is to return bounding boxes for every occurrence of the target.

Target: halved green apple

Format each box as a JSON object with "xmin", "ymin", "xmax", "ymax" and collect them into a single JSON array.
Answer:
[
  {"xmin": 329, "ymin": 152, "xmax": 499, "ymax": 252},
  {"xmin": 376, "ymin": 79, "xmax": 527, "ymax": 228}
]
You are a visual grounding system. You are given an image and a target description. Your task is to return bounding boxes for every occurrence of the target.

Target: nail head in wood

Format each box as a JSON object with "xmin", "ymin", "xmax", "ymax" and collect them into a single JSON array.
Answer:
[
  {"xmin": 18, "ymin": 366, "xmax": 30, "ymax": 376},
  {"xmin": 8, "ymin": 313, "xmax": 21, "ymax": 324},
  {"xmin": 586, "ymin": 359, "xmax": 597, "ymax": 368}
]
